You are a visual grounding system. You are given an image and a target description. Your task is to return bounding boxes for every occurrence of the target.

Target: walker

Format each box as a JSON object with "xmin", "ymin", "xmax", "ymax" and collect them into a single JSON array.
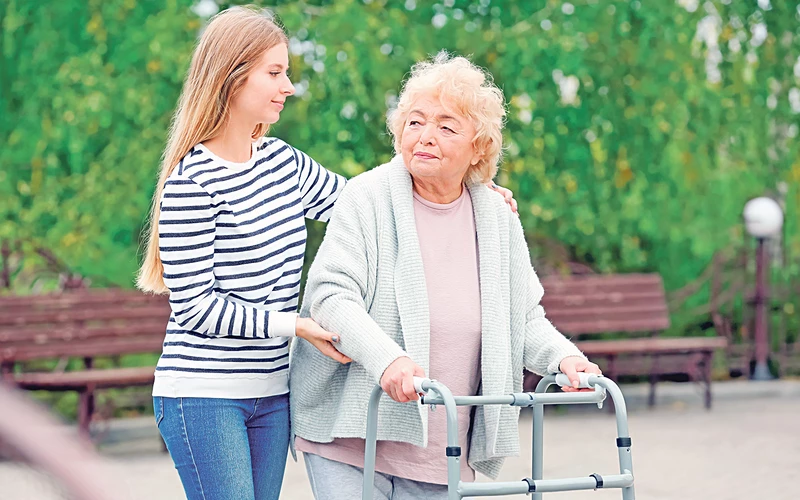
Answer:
[{"xmin": 362, "ymin": 373, "xmax": 635, "ymax": 499}]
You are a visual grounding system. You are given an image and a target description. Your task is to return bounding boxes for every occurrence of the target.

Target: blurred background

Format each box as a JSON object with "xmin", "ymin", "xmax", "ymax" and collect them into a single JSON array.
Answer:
[{"xmin": 1, "ymin": 1, "xmax": 799, "ymax": 499}]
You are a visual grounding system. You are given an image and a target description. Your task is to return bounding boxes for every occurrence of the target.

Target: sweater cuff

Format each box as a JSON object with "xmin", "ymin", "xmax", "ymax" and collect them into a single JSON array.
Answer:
[
  {"xmin": 362, "ymin": 341, "xmax": 409, "ymax": 384},
  {"xmin": 268, "ymin": 312, "xmax": 298, "ymax": 338}
]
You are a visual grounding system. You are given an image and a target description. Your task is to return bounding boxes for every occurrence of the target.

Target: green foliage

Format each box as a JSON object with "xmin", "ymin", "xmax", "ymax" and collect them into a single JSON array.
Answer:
[
  {"xmin": 1, "ymin": 0, "xmax": 198, "ymax": 287},
  {"xmin": 2, "ymin": 0, "xmax": 798, "ymax": 327}
]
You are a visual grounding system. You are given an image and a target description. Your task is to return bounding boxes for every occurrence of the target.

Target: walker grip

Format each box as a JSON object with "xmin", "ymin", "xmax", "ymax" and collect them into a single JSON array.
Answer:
[
  {"xmin": 555, "ymin": 372, "xmax": 594, "ymax": 389},
  {"xmin": 413, "ymin": 376, "xmax": 430, "ymax": 394}
]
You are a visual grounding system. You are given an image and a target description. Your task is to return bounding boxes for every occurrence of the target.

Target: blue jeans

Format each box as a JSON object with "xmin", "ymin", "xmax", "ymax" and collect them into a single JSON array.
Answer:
[{"xmin": 154, "ymin": 394, "xmax": 290, "ymax": 500}]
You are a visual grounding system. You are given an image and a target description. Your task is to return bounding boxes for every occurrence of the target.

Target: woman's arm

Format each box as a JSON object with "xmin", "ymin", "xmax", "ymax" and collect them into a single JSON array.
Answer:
[
  {"xmin": 520, "ymin": 252, "xmax": 601, "ymax": 389},
  {"xmin": 159, "ymin": 176, "xmax": 345, "ymax": 362},
  {"xmin": 521, "ymin": 269, "xmax": 588, "ymax": 374},
  {"xmin": 301, "ymin": 181, "xmax": 408, "ymax": 383},
  {"xmin": 159, "ymin": 176, "xmax": 287, "ymax": 338},
  {"xmin": 291, "ymin": 145, "xmax": 347, "ymax": 222},
  {"xmin": 505, "ymin": 213, "xmax": 587, "ymax": 375}
]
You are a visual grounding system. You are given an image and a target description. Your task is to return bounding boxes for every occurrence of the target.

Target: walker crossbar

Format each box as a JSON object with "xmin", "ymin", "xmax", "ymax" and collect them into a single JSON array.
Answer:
[{"xmin": 362, "ymin": 373, "xmax": 635, "ymax": 500}]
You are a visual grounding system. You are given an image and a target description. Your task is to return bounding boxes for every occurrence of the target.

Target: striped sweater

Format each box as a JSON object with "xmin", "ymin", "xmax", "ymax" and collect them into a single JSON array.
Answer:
[{"xmin": 152, "ymin": 137, "xmax": 345, "ymax": 399}]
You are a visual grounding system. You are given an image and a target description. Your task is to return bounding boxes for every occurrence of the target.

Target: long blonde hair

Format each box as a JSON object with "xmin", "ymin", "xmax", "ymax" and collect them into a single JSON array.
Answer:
[{"xmin": 137, "ymin": 6, "xmax": 288, "ymax": 293}]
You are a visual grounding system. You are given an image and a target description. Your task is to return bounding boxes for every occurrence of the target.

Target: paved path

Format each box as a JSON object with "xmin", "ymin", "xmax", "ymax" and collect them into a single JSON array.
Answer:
[{"xmin": 2, "ymin": 380, "xmax": 798, "ymax": 499}]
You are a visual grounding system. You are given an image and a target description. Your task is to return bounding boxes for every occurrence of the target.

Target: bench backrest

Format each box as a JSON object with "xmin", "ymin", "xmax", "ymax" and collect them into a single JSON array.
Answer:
[
  {"xmin": 539, "ymin": 273, "xmax": 670, "ymax": 337},
  {"xmin": 0, "ymin": 290, "xmax": 171, "ymax": 363}
]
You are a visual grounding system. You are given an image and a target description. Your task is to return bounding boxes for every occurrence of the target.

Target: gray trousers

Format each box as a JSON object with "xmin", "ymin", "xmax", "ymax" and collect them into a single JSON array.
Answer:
[{"xmin": 303, "ymin": 452, "xmax": 450, "ymax": 500}]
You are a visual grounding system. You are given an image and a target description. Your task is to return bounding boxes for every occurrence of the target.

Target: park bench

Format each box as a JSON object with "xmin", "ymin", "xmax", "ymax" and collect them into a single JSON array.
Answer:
[
  {"xmin": 529, "ymin": 273, "xmax": 728, "ymax": 408},
  {"xmin": 0, "ymin": 290, "xmax": 170, "ymax": 435}
]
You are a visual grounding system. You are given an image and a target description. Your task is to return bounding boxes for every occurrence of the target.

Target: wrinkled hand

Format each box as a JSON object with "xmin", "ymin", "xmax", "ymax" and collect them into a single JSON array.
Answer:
[
  {"xmin": 295, "ymin": 318, "xmax": 351, "ymax": 364},
  {"xmin": 487, "ymin": 182, "xmax": 518, "ymax": 214},
  {"xmin": 380, "ymin": 357, "xmax": 425, "ymax": 403},
  {"xmin": 559, "ymin": 356, "xmax": 602, "ymax": 392}
]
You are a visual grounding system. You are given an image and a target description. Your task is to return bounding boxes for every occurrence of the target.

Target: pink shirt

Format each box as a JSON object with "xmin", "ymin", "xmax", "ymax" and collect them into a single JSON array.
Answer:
[{"xmin": 297, "ymin": 186, "xmax": 483, "ymax": 484}]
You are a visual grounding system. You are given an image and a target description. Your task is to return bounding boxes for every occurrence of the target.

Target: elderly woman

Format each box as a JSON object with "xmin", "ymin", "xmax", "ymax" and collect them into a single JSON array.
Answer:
[{"xmin": 290, "ymin": 53, "xmax": 601, "ymax": 499}]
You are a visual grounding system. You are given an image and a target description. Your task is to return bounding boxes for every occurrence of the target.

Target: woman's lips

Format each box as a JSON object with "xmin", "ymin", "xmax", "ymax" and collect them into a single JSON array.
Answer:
[{"xmin": 414, "ymin": 152, "xmax": 437, "ymax": 159}]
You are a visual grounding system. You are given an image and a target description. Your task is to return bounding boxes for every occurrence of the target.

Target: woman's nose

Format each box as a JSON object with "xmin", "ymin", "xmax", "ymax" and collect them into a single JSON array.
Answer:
[
  {"xmin": 419, "ymin": 125, "xmax": 435, "ymax": 145},
  {"xmin": 283, "ymin": 77, "xmax": 295, "ymax": 96}
]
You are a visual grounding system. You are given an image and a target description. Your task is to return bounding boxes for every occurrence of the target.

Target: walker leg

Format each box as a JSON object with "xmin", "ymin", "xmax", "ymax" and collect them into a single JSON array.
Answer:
[
  {"xmin": 531, "ymin": 378, "xmax": 551, "ymax": 500},
  {"xmin": 362, "ymin": 386, "xmax": 383, "ymax": 500}
]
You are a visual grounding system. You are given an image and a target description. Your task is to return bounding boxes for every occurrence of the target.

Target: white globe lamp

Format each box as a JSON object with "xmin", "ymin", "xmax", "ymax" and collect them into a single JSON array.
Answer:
[{"xmin": 743, "ymin": 197, "xmax": 784, "ymax": 238}]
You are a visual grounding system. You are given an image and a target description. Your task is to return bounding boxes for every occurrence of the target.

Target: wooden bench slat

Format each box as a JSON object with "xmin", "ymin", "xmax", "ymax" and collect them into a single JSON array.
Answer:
[
  {"xmin": 545, "ymin": 303, "xmax": 669, "ymax": 320},
  {"xmin": 590, "ymin": 355, "xmax": 706, "ymax": 376},
  {"xmin": 13, "ymin": 367, "xmax": 155, "ymax": 391},
  {"xmin": 542, "ymin": 273, "xmax": 664, "ymax": 286},
  {"xmin": 547, "ymin": 313, "xmax": 670, "ymax": 329},
  {"xmin": 544, "ymin": 303, "xmax": 669, "ymax": 314},
  {"xmin": 554, "ymin": 317, "xmax": 672, "ymax": 334},
  {"xmin": 543, "ymin": 282, "xmax": 665, "ymax": 292},
  {"xmin": 541, "ymin": 291, "xmax": 665, "ymax": 308},
  {"xmin": 576, "ymin": 337, "xmax": 728, "ymax": 355},
  {"xmin": 547, "ymin": 313, "xmax": 671, "ymax": 327},
  {"xmin": 0, "ymin": 306, "xmax": 172, "ymax": 326},
  {"xmin": 544, "ymin": 286, "xmax": 665, "ymax": 297},
  {"xmin": 0, "ymin": 322, "xmax": 167, "ymax": 344},
  {"xmin": 1, "ymin": 338, "xmax": 164, "ymax": 362},
  {"xmin": 0, "ymin": 291, "xmax": 167, "ymax": 310},
  {"xmin": 542, "ymin": 278, "xmax": 664, "ymax": 293}
]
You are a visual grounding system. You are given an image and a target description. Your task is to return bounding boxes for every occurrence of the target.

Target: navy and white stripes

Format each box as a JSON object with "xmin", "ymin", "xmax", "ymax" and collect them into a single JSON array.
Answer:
[{"xmin": 152, "ymin": 137, "xmax": 345, "ymax": 399}]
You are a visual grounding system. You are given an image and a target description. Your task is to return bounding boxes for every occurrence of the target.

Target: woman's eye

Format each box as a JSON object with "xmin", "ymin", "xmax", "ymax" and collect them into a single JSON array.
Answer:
[
  {"xmin": 441, "ymin": 126, "xmax": 454, "ymax": 133},
  {"xmin": 270, "ymin": 71, "xmax": 281, "ymax": 77},
  {"xmin": 409, "ymin": 120, "xmax": 421, "ymax": 126}
]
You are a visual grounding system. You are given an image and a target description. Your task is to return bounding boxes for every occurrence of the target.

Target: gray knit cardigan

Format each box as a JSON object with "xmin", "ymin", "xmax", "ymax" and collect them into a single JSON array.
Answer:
[{"xmin": 289, "ymin": 156, "xmax": 585, "ymax": 478}]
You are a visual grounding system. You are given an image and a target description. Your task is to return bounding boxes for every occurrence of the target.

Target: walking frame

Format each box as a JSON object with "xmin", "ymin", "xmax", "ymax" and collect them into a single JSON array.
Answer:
[{"xmin": 363, "ymin": 373, "xmax": 635, "ymax": 499}]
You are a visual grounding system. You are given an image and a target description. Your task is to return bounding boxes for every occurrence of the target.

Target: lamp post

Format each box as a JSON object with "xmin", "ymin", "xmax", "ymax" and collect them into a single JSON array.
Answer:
[{"xmin": 742, "ymin": 197, "xmax": 784, "ymax": 381}]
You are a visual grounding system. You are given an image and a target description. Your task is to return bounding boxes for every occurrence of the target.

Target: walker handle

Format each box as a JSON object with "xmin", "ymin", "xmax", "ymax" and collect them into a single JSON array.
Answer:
[
  {"xmin": 555, "ymin": 372, "xmax": 595, "ymax": 389},
  {"xmin": 413, "ymin": 376, "xmax": 431, "ymax": 394}
]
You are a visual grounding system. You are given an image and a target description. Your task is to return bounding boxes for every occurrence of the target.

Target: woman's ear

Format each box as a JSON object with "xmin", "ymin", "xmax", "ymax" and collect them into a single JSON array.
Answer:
[{"xmin": 471, "ymin": 137, "xmax": 491, "ymax": 165}]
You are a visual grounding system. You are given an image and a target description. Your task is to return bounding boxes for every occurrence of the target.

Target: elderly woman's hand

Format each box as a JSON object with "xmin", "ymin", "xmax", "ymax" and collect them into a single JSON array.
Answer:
[
  {"xmin": 558, "ymin": 356, "xmax": 602, "ymax": 393},
  {"xmin": 380, "ymin": 357, "xmax": 426, "ymax": 403}
]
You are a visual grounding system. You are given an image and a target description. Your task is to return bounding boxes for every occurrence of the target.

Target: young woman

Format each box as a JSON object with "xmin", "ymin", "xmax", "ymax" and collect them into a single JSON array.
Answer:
[{"xmin": 138, "ymin": 6, "xmax": 515, "ymax": 500}]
